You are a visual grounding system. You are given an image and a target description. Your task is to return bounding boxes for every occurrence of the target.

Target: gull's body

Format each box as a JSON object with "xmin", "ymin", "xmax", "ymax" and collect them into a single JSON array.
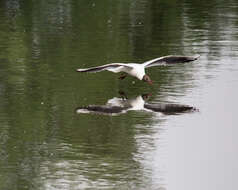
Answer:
[
  {"xmin": 77, "ymin": 55, "xmax": 200, "ymax": 84},
  {"xmin": 107, "ymin": 63, "xmax": 146, "ymax": 80},
  {"xmin": 107, "ymin": 95, "xmax": 145, "ymax": 110}
]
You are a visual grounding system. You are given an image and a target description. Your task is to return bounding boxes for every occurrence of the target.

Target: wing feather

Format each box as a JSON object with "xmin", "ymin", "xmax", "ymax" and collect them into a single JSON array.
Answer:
[
  {"xmin": 76, "ymin": 63, "xmax": 133, "ymax": 73},
  {"xmin": 144, "ymin": 55, "xmax": 200, "ymax": 68},
  {"xmin": 144, "ymin": 103, "xmax": 196, "ymax": 114}
]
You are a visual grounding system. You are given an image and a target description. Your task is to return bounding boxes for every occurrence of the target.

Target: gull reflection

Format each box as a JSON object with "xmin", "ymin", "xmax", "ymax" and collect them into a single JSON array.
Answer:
[{"xmin": 76, "ymin": 91, "xmax": 196, "ymax": 116}]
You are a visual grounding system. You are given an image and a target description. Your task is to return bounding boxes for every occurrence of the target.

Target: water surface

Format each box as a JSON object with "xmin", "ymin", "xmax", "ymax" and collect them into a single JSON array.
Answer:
[{"xmin": 0, "ymin": 0, "xmax": 238, "ymax": 189}]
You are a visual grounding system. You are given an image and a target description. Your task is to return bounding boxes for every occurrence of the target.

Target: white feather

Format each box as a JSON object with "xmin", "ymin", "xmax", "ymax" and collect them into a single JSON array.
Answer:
[{"xmin": 76, "ymin": 55, "xmax": 199, "ymax": 81}]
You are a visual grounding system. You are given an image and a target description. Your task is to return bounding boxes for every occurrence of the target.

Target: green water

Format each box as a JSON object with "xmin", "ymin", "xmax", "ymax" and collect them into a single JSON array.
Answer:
[{"xmin": 0, "ymin": 0, "xmax": 238, "ymax": 189}]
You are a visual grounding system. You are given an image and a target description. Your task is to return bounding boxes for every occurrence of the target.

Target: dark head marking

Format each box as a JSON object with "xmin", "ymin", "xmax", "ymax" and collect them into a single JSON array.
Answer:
[
  {"xmin": 142, "ymin": 74, "xmax": 153, "ymax": 85},
  {"xmin": 142, "ymin": 93, "xmax": 152, "ymax": 100}
]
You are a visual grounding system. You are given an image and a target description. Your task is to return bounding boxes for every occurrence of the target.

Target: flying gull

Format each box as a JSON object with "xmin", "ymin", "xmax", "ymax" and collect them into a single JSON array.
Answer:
[{"xmin": 76, "ymin": 55, "xmax": 200, "ymax": 84}]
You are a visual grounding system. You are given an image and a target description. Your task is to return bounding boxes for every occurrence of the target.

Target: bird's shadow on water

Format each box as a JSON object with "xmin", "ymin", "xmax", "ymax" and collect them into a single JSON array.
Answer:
[{"xmin": 75, "ymin": 90, "xmax": 198, "ymax": 116}]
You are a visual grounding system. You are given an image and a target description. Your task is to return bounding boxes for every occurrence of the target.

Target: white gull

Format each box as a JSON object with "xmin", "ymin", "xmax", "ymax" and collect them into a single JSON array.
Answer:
[{"xmin": 76, "ymin": 55, "xmax": 200, "ymax": 84}]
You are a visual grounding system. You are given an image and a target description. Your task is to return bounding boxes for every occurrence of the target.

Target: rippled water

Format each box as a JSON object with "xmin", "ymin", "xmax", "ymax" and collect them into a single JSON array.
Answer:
[{"xmin": 0, "ymin": 0, "xmax": 238, "ymax": 190}]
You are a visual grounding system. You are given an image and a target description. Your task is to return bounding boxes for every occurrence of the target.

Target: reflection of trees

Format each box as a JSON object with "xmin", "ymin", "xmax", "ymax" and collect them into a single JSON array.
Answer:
[{"xmin": 0, "ymin": 0, "xmax": 238, "ymax": 189}]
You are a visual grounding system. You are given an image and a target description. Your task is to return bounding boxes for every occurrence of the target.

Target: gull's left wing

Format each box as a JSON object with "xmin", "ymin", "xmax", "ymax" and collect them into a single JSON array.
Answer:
[
  {"xmin": 143, "ymin": 55, "xmax": 200, "ymax": 68},
  {"xmin": 144, "ymin": 103, "xmax": 196, "ymax": 114},
  {"xmin": 76, "ymin": 63, "xmax": 133, "ymax": 73}
]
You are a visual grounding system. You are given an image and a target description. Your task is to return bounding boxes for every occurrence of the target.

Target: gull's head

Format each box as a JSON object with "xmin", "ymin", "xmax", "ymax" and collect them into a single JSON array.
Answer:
[
  {"xmin": 142, "ymin": 74, "xmax": 153, "ymax": 85},
  {"xmin": 142, "ymin": 93, "xmax": 152, "ymax": 101}
]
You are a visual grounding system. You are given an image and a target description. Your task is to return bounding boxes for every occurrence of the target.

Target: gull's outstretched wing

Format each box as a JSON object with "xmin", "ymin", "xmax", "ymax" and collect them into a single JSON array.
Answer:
[
  {"xmin": 75, "ymin": 105, "xmax": 130, "ymax": 115},
  {"xmin": 143, "ymin": 55, "xmax": 200, "ymax": 68},
  {"xmin": 144, "ymin": 103, "xmax": 197, "ymax": 114},
  {"xmin": 76, "ymin": 63, "xmax": 133, "ymax": 73}
]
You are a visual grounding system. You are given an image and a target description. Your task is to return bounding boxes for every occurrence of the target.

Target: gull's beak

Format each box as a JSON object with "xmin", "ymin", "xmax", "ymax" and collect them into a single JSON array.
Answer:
[{"xmin": 148, "ymin": 80, "xmax": 153, "ymax": 85}]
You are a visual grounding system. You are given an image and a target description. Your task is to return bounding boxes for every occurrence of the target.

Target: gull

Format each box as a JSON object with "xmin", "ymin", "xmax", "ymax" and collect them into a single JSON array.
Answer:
[
  {"xmin": 75, "ymin": 92, "xmax": 196, "ymax": 116},
  {"xmin": 76, "ymin": 55, "xmax": 200, "ymax": 84}
]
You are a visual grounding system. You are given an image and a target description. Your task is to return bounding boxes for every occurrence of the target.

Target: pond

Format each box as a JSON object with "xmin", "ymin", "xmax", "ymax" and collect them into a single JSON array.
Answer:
[{"xmin": 0, "ymin": 0, "xmax": 238, "ymax": 189}]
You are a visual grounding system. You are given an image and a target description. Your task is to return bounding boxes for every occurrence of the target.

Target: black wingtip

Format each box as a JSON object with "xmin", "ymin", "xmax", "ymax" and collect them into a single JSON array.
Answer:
[
  {"xmin": 184, "ymin": 54, "xmax": 200, "ymax": 62},
  {"xmin": 193, "ymin": 54, "xmax": 200, "ymax": 60}
]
